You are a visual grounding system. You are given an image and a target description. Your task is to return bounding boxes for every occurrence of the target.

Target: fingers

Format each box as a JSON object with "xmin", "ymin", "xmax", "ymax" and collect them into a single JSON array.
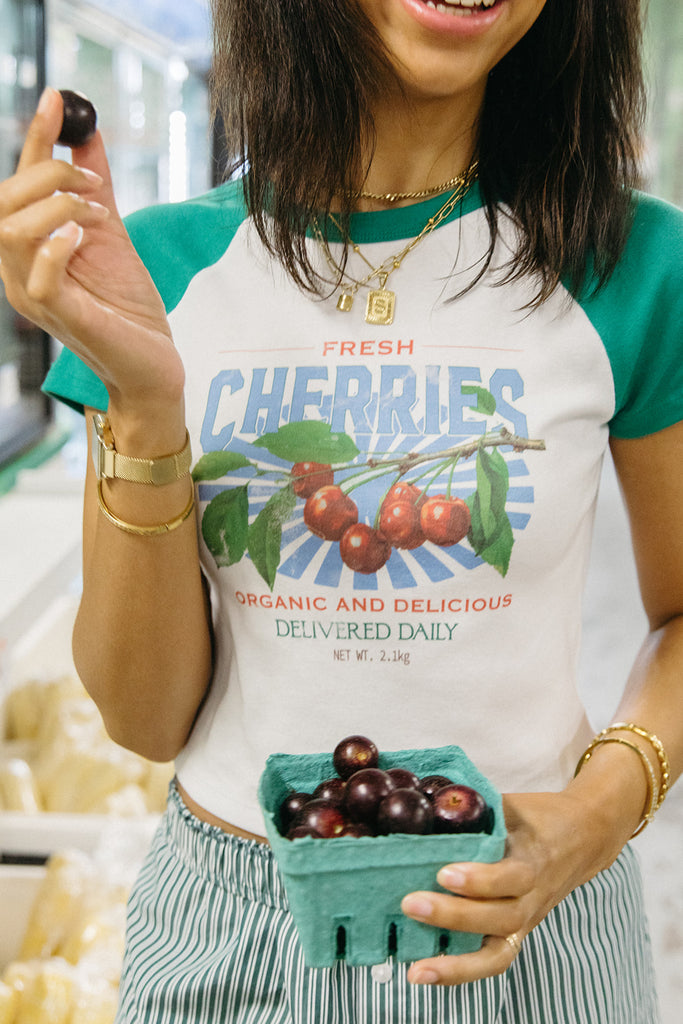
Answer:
[
  {"xmin": 0, "ymin": 188, "xmax": 108, "ymax": 245},
  {"xmin": 16, "ymin": 88, "xmax": 64, "ymax": 172},
  {"xmin": 23, "ymin": 221, "xmax": 84, "ymax": 306},
  {"xmin": 402, "ymin": 857, "xmax": 535, "ymax": 931},
  {"xmin": 407, "ymin": 932, "xmax": 526, "ymax": 987},
  {"xmin": 436, "ymin": 858, "xmax": 536, "ymax": 899},
  {"xmin": 0, "ymin": 90, "xmax": 114, "ymax": 322},
  {"xmin": 13, "ymin": 87, "xmax": 118, "ymax": 219},
  {"xmin": 401, "ymin": 886, "xmax": 528, "ymax": 939},
  {"xmin": 0, "ymin": 188, "xmax": 109, "ymax": 289},
  {"xmin": 69, "ymin": 131, "xmax": 120, "ymax": 216},
  {"xmin": 400, "ymin": 858, "xmax": 536, "ymax": 986},
  {"xmin": 0, "ymin": 161, "xmax": 103, "ymax": 218}
]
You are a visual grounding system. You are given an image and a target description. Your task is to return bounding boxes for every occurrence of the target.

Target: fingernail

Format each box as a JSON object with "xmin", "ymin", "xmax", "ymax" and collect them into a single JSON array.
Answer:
[
  {"xmin": 37, "ymin": 87, "xmax": 57, "ymax": 116},
  {"xmin": 87, "ymin": 200, "xmax": 109, "ymax": 215},
  {"xmin": 402, "ymin": 895, "xmax": 433, "ymax": 921},
  {"xmin": 410, "ymin": 968, "xmax": 439, "ymax": 986},
  {"xmin": 75, "ymin": 166, "xmax": 103, "ymax": 186},
  {"xmin": 51, "ymin": 221, "xmax": 84, "ymax": 249},
  {"xmin": 438, "ymin": 867, "xmax": 466, "ymax": 890}
]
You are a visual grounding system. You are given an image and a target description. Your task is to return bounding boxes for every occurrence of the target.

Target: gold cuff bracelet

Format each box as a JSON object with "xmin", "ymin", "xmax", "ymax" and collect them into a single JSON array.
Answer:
[
  {"xmin": 574, "ymin": 735, "xmax": 659, "ymax": 838},
  {"xmin": 97, "ymin": 480, "xmax": 195, "ymax": 536},
  {"xmin": 603, "ymin": 723, "xmax": 670, "ymax": 810}
]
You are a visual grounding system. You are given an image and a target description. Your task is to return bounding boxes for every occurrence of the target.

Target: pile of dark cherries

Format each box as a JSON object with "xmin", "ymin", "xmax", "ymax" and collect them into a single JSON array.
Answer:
[{"xmin": 279, "ymin": 735, "xmax": 493, "ymax": 840}]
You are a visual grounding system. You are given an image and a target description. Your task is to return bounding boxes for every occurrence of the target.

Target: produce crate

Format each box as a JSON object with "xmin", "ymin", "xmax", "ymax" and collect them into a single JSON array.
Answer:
[{"xmin": 258, "ymin": 745, "xmax": 506, "ymax": 968}]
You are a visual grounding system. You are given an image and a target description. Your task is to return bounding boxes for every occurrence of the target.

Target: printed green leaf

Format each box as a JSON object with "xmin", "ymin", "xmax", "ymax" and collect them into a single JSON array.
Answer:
[
  {"xmin": 192, "ymin": 450, "xmax": 252, "ymax": 482},
  {"xmin": 479, "ymin": 513, "xmax": 514, "ymax": 577},
  {"xmin": 201, "ymin": 486, "xmax": 249, "ymax": 567},
  {"xmin": 247, "ymin": 485, "xmax": 297, "ymax": 589},
  {"xmin": 461, "ymin": 385, "xmax": 497, "ymax": 417},
  {"xmin": 465, "ymin": 447, "xmax": 514, "ymax": 576},
  {"xmin": 466, "ymin": 490, "xmax": 485, "ymax": 552},
  {"xmin": 476, "ymin": 446, "xmax": 509, "ymax": 535},
  {"xmin": 252, "ymin": 422, "xmax": 359, "ymax": 463}
]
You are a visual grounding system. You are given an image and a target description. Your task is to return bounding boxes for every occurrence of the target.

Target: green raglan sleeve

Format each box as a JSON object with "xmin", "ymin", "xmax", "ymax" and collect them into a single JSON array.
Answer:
[
  {"xmin": 578, "ymin": 192, "xmax": 683, "ymax": 439},
  {"xmin": 42, "ymin": 179, "xmax": 247, "ymax": 413}
]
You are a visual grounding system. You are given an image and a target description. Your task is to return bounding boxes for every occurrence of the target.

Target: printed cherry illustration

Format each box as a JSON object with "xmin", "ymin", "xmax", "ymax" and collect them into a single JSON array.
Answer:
[
  {"xmin": 420, "ymin": 495, "xmax": 471, "ymax": 546},
  {"xmin": 378, "ymin": 500, "xmax": 425, "ymax": 549},
  {"xmin": 384, "ymin": 482, "xmax": 426, "ymax": 507},
  {"xmin": 339, "ymin": 523, "xmax": 391, "ymax": 573},
  {"xmin": 303, "ymin": 486, "xmax": 358, "ymax": 540},
  {"xmin": 292, "ymin": 461, "xmax": 334, "ymax": 498}
]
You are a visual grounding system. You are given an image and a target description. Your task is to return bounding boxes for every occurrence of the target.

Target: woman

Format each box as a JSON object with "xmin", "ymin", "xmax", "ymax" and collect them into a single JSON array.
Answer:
[{"xmin": 0, "ymin": 0, "xmax": 681, "ymax": 1020}]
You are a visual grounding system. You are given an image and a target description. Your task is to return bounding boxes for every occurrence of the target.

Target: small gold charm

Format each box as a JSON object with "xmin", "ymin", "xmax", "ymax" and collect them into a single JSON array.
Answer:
[
  {"xmin": 365, "ymin": 288, "xmax": 395, "ymax": 325},
  {"xmin": 337, "ymin": 292, "xmax": 354, "ymax": 313}
]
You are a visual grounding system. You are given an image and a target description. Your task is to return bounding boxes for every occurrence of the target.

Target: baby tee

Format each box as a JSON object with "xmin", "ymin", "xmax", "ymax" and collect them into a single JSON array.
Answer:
[{"xmin": 44, "ymin": 181, "xmax": 683, "ymax": 834}]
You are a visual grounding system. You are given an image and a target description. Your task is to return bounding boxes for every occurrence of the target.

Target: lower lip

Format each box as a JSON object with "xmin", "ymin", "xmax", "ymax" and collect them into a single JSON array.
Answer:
[{"xmin": 398, "ymin": 0, "xmax": 508, "ymax": 38}]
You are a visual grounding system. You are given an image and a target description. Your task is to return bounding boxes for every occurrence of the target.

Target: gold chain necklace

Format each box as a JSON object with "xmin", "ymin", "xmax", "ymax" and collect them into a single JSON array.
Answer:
[
  {"xmin": 314, "ymin": 163, "xmax": 477, "ymax": 326},
  {"xmin": 348, "ymin": 162, "xmax": 478, "ymax": 203}
]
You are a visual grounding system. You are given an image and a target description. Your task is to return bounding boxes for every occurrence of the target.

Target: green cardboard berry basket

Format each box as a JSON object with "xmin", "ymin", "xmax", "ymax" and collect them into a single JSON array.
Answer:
[{"xmin": 258, "ymin": 744, "xmax": 506, "ymax": 968}]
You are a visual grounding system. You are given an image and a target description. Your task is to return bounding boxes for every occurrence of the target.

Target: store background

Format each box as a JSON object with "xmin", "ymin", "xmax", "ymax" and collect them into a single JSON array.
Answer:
[{"xmin": 0, "ymin": 0, "xmax": 681, "ymax": 1020}]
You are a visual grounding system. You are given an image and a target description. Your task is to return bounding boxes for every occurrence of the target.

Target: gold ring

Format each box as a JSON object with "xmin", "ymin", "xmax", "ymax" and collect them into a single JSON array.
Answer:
[{"xmin": 505, "ymin": 932, "xmax": 523, "ymax": 956}]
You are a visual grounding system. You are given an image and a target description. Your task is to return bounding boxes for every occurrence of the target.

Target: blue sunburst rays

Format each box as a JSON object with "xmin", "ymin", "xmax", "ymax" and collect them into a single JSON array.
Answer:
[
  {"xmin": 199, "ymin": 435, "xmax": 536, "ymax": 589},
  {"xmin": 275, "ymin": 488, "xmax": 534, "ymax": 592}
]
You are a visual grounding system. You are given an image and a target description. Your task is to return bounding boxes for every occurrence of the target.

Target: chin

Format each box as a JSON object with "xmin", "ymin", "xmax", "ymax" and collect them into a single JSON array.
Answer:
[{"xmin": 362, "ymin": 0, "xmax": 547, "ymax": 104}]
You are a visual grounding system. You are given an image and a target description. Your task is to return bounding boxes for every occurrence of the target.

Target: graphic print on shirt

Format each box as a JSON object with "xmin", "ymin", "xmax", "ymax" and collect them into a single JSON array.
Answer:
[{"xmin": 194, "ymin": 358, "xmax": 546, "ymax": 590}]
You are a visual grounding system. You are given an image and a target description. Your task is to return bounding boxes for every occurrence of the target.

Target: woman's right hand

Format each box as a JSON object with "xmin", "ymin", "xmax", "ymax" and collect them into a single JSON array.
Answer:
[{"xmin": 0, "ymin": 87, "xmax": 185, "ymax": 422}]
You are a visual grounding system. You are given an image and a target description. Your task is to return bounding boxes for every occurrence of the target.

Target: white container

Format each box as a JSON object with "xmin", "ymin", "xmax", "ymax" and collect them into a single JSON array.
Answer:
[
  {"xmin": 0, "ymin": 864, "xmax": 45, "ymax": 969},
  {"xmin": 0, "ymin": 812, "xmax": 159, "ymax": 861}
]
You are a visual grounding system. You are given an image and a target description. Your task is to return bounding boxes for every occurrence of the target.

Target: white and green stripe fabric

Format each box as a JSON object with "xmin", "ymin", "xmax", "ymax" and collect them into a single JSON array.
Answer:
[{"xmin": 115, "ymin": 785, "xmax": 658, "ymax": 1023}]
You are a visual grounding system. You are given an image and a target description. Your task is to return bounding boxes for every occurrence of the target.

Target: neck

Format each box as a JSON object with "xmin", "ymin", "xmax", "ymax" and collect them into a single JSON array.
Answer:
[{"xmin": 357, "ymin": 84, "xmax": 484, "ymax": 211}]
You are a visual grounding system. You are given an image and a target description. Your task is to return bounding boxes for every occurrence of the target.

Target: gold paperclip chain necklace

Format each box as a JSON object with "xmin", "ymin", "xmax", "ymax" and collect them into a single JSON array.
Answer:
[{"xmin": 313, "ymin": 162, "xmax": 478, "ymax": 326}]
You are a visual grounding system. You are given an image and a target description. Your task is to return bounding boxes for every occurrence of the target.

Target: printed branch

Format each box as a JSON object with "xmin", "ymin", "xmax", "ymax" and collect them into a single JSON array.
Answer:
[{"xmin": 366, "ymin": 428, "xmax": 546, "ymax": 475}]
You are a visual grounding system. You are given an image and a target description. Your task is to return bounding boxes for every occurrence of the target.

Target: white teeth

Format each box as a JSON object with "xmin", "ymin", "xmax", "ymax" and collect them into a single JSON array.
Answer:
[{"xmin": 424, "ymin": 0, "xmax": 498, "ymax": 12}]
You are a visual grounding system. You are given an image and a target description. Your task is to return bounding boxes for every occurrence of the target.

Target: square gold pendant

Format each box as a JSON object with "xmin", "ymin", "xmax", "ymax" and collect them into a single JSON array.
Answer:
[
  {"xmin": 365, "ymin": 288, "xmax": 395, "ymax": 325},
  {"xmin": 336, "ymin": 292, "xmax": 354, "ymax": 313}
]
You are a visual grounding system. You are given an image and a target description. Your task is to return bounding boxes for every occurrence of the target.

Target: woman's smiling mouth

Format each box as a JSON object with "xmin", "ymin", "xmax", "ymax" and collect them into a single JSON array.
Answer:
[
  {"xmin": 402, "ymin": 0, "xmax": 510, "ymax": 36},
  {"xmin": 422, "ymin": 0, "xmax": 500, "ymax": 13}
]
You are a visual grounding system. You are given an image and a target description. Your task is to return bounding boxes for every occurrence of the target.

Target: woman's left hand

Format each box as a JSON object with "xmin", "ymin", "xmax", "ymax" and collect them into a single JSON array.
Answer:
[
  {"xmin": 401, "ymin": 423, "xmax": 683, "ymax": 987},
  {"xmin": 400, "ymin": 783, "xmax": 639, "ymax": 986}
]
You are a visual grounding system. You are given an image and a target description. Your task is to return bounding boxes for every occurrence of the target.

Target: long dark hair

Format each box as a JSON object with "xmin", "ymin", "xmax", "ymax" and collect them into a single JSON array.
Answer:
[{"xmin": 210, "ymin": 0, "xmax": 646, "ymax": 304}]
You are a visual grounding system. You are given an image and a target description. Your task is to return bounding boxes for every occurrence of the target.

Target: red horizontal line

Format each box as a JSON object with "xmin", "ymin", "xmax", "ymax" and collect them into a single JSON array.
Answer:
[
  {"xmin": 218, "ymin": 347, "xmax": 317, "ymax": 353},
  {"xmin": 425, "ymin": 345, "xmax": 525, "ymax": 352}
]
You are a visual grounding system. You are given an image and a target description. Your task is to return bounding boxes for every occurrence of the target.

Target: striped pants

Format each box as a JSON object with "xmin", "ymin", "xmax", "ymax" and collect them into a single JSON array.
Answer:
[{"xmin": 115, "ymin": 784, "xmax": 659, "ymax": 1023}]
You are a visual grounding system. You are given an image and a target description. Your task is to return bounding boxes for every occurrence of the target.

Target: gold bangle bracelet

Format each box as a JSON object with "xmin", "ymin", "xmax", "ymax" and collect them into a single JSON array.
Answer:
[
  {"xmin": 604, "ymin": 723, "xmax": 670, "ymax": 810},
  {"xmin": 574, "ymin": 736, "xmax": 659, "ymax": 838},
  {"xmin": 97, "ymin": 479, "xmax": 195, "ymax": 536}
]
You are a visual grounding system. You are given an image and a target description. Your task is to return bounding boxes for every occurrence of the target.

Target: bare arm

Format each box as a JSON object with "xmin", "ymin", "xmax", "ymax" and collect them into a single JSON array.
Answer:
[
  {"xmin": 0, "ymin": 89, "xmax": 213, "ymax": 761},
  {"xmin": 73, "ymin": 407, "xmax": 213, "ymax": 762},
  {"xmin": 401, "ymin": 420, "xmax": 683, "ymax": 985}
]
